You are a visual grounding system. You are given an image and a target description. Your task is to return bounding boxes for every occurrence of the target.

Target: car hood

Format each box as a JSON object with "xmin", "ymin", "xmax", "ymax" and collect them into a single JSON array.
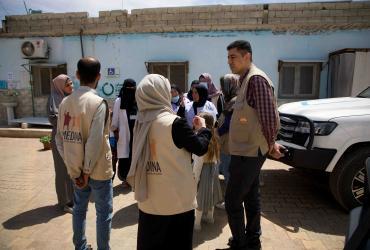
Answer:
[{"xmin": 278, "ymin": 97, "xmax": 370, "ymax": 121}]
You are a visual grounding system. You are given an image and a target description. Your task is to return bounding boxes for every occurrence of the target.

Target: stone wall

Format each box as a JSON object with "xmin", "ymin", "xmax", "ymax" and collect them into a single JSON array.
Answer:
[{"xmin": 1, "ymin": 1, "xmax": 370, "ymax": 37}]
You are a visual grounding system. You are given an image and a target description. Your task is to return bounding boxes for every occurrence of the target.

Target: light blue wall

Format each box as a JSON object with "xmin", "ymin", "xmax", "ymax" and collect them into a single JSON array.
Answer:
[{"xmin": 1, "ymin": 29, "xmax": 369, "ymax": 99}]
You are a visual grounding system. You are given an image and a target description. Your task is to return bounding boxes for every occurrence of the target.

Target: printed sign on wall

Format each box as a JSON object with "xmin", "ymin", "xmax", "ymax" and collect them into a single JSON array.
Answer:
[
  {"xmin": 105, "ymin": 67, "xmax": 120, "ymax": 78},
  {"xmin": 98, "ymin": 81, "xmax": 123, "ymax": 99}
]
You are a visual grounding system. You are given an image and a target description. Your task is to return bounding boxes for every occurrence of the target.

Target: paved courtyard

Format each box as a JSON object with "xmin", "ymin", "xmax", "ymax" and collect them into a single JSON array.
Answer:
[{"xmin": 0, "ymin": 137, "xmax": 348, "ymax": 249}]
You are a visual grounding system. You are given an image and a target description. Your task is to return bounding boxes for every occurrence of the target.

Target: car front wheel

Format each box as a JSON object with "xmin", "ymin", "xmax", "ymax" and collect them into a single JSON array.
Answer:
[{"xmin": 329, "ymin": 147, "xmax": 370, "ymax": 211}]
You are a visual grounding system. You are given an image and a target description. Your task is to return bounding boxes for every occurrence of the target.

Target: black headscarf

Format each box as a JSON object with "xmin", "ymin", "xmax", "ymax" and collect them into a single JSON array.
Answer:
[
  {"xmin": 119, "ymin": 78, "xmax": 137, "ymax": 115},
  {"xmin": 187, "ymin": 79, "xmax": 199, "ymax": 102},
  {"xmin": 192, "ymin": 84, "xmax": 208, "ymax": 115}
]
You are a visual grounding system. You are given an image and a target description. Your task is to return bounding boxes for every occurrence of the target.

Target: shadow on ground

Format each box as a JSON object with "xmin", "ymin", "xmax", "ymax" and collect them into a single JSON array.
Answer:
[
  {"xmin": 112, "ymin": 203, "xmax": 139, "ymax": 229},
  {"xmin": 2, "ymin": 205, "xmax": 64, "ymax": 230},
  {"xmin": 113, "ymin": 183, "xmax": 132, "ymax": 197},
  {"xmin": 260, "ymin": 168, "xmax": 348, "ymax": 236},
  {"xmin": 193, "ymin": 207, "xmax": 229, "ymax": 248},
  {"xmin": 193, "ymin": 167, "xmax": 349, "ymax": 248}
]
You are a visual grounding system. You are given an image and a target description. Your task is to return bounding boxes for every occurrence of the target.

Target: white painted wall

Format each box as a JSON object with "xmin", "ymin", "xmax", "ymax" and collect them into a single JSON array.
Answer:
[{"xmin": 1, "ymin": 30, "xmax": 370, "ymax": 100}]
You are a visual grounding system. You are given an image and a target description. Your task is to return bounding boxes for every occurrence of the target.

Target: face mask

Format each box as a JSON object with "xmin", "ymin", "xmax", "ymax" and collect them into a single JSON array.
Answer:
[{"xmin": 171, "ymin": 95, "xmax": 180, "ymax": 103}]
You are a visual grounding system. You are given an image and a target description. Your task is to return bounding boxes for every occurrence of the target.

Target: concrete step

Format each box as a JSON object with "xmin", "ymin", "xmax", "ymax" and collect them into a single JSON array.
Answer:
[
  {"xmin": 0, "ymin": 116, "xmax": 52, "ymax": 138},
  {"xmin": 0, "ymin": 127, "xmax": 51, "ymax": 138}
]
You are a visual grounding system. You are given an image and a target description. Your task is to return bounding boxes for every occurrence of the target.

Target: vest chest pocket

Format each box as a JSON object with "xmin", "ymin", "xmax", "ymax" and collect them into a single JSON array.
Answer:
[{"xmin": 230, "ymin": 108, "xmax": 250, "ymax": 144}]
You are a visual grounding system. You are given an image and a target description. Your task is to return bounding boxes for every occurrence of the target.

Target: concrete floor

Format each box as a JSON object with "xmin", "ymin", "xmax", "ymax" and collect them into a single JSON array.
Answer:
[{"xmin": 0, "ymin": 137, "xmax": 348, "ymax": 249}]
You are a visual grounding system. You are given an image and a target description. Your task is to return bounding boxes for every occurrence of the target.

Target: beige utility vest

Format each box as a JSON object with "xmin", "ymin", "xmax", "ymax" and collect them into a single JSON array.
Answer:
[
  {"xmin": 58, "ymin": 88, "xmax": 113, "ymax": 180},
  {"xmin": 138, "ymin": 114, "xmax": 197, "ymax": 215},
  {"xmin": 229, "ymin": 64, "xmax": 277, "ymax": 157}
]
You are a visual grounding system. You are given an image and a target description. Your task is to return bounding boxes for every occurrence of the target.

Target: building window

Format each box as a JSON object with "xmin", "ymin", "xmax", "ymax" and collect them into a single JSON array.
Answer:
[
  {"xmin": 31, "ymin": 64, "xmax": 67, "ymax": 97},
  {"xmin": 278, "ymin": 61, "xmax": 321, "ymax": 99},
  {"xmin": 146, "ymin": 61, "xmax": 189, "ymax": 93}
]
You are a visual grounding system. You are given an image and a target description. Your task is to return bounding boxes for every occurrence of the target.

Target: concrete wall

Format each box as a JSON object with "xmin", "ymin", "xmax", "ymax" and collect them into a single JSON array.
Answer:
[
  {"xmin": 1, "ymin": 2, "xmax": 370, "ymax": 37},
  {"xmin": 0, "ymin": 1, "xmax": 370, "ymax": 124},
  {"xmin": 1, "ymin": 29, "xmax": 370, "ymax": 123}
]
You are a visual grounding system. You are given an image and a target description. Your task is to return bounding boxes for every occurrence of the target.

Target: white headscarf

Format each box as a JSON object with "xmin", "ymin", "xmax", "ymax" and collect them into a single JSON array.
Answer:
[
  {"xmin": 127, "ymin": 74, "xmax": 175, "ymax": 202},
  {"xmin": 49, "ymin": 74, "xmax": 70, "ymax": 115}
]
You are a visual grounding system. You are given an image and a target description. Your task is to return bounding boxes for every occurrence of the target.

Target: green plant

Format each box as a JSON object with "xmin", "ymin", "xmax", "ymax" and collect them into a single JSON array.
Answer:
[{"xmin": 40, "ymin": 135, "xmax": 51, "ymax": 144}]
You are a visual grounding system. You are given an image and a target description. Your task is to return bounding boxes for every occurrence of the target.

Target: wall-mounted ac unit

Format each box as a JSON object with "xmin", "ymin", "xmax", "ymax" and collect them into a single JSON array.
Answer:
[{"xmin": 21, "ymin": 39, "xmax": 48, "ymax": 59}]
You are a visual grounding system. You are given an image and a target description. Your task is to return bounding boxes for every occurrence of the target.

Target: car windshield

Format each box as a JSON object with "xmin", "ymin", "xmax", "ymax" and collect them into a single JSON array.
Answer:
[{"xmin": 357, "ymin": 86, "xmax": 370, "ymax": 98}]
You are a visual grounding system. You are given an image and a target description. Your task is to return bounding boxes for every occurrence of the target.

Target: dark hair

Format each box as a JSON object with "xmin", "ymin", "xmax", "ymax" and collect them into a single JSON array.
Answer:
[
  {"xmin": 191, "ymin": 80, "xmax": 199, "ymax": 87},
  {"xmin": 171, "ymin": 84, "xmax": 182, "ymax": 95},
  {"xmin": 227, "ymin": 40, "xmax": 252, "ymax": 55},
  {"xmin": 77, "ymin": 57, "xmax": 101, "ymax": 85}
]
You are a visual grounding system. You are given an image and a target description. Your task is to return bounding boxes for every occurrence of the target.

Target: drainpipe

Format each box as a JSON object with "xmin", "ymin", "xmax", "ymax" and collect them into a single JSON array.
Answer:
[
  {"xmin": 80, "ymin": 28, "xmax": 84, "ymax": 58},
  {"xmin": 29, "ymin": 63, "xmax": 35, "ymax": 116},
  {"xmin": 21, "ymin": 63, "xmax": 35, "ymax": 117}
]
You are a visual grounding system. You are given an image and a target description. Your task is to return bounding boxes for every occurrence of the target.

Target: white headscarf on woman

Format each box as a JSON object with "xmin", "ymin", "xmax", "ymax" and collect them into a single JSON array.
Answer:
[
  {"xmin": 49, "ymin": 74, "xmax": 70, "ymax": 115},
  {"xmin": 127, "ymin": 74, "xmax": 175, "ymax": 202}
]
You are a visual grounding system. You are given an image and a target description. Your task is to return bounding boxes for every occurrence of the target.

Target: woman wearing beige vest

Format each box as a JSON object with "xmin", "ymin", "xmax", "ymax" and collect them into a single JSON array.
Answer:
[{"xmin": 127, "ymin": 74, "xmax": 212, "ymax": 250}]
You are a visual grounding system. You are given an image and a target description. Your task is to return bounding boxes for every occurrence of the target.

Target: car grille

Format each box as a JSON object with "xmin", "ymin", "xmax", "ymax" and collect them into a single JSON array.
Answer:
[{"xmin": 278, "ymin": 113, "xmax": 313, "ymax": 148}]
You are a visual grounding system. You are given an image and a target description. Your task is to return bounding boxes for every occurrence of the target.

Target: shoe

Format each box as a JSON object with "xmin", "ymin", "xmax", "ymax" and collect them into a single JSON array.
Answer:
[
  {"xmin": 247, "ymin": 239, "xmax": 261, "ymax": 250},
  {"xmin": 227, "ymin": 236, "xmax": 233, "ymax": 246},
  {"xmin": 227, "ymin": 236, "xmax": 260, "ymax": 249},
  {"xmin": 62, "ymin": 204, "xmax": 73, "ymax": 214},
  {"xmin": 215, "ymin": 202, "xmax": 225, "ymax": 209},
  {"xmin": 122, "ymin": 180, "xmax": 130, "ymax": 188}
]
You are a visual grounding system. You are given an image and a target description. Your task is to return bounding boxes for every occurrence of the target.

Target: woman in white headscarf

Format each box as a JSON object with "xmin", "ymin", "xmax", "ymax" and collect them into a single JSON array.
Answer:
[
  {"xmin": 47, "ymin": 74, "xmax": 74, "ymax": 213},
  {"xmin": 127, "ymin": 74, "xmax": 212, "ymax": 250},
  {"xmin": 217, "ymin": 74, "xmax": 240, "ymax": 186}
]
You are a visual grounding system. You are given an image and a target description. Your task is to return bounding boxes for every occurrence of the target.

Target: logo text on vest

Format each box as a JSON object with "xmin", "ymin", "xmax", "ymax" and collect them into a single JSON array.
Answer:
[
  {"xmin": 146, "ymin": 161, "xmax": 162, "ymax": 175},
  {"xmin": 62, "ymin": 130, "xmax": 82, "ymax": 144}
]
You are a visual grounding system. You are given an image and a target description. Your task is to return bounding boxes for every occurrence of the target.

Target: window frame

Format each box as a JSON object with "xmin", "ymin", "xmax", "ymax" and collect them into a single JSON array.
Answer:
[
  {"xmin": 278, "ymin": 60, "xmax": 322, "ymax": 99},
  {"xmin": 145, "ymin": 61, "xmax": 189, "ymax": 93},
  {"xmin": 31, "ymin": 63, "xmax": 67, "ymax": 97}
]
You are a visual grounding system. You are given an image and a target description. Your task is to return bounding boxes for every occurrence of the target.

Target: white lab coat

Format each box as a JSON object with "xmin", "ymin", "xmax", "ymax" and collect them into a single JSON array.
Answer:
[
  {"xmin": 184, "ymin": 100, "xmax": 218, "ymax": 127},
  {"xmin": 111, "ymin": 97, "xmax": 130, "ymax": 159}
]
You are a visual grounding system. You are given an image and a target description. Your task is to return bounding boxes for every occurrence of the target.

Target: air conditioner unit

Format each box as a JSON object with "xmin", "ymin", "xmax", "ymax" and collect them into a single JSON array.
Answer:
[{"xmin": 21, "ymin": 39, "xmax": 48, "ymax": 59}]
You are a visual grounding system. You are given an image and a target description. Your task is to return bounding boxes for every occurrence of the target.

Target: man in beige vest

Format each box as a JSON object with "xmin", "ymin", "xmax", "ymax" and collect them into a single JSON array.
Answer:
[
  {"xmin": 56, "ymin": 57, "xmax": 113, "ymax": 250},
  {"xmin": 221, "ymin": 40, "xmax": 285, "ymax": 250}
]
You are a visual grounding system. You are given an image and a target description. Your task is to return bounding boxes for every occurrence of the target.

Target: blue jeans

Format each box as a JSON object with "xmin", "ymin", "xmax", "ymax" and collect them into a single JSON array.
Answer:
[
  {"xmin": 219, "ymin": 152, "xmax": 231, "ymax": 186},
  {"xmin": 73, "ymin": 178, "xmax": 113, "ymax": 250}
]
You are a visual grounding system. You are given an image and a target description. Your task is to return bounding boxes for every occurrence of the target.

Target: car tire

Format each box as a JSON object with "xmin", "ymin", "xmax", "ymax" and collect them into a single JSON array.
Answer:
[{"xmin": 329, "ymin": 147, "xmax": 370, "ymax": 211}]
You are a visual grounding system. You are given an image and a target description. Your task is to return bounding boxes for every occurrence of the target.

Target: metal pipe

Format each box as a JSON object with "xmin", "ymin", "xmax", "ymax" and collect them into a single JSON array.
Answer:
[
  {"xmin": 80, "ymin": 28, "xmax": 84, "ymax": 58},
  {"xmin": 29, "ymin": 63, "xmax": 35, "ymax": 116},
  {"xmin": 21, "ymin": 63, "xmax": 35, "ymax": 116}
]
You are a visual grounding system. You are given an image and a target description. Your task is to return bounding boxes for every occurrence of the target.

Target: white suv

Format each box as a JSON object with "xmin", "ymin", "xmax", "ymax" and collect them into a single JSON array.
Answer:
[{"xmin": 276, "ymin": 86, "xmax": 370, "ymax": 210}]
